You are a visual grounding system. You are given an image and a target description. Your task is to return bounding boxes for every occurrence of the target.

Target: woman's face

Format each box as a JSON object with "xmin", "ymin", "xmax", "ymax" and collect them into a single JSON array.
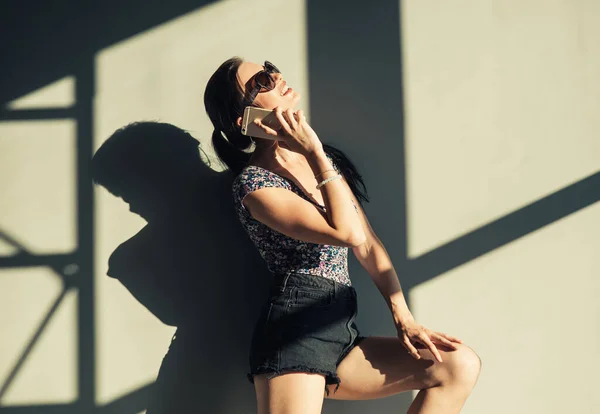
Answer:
[{"xmin": 237, "ymin": 61, "xmax": 301, "ymax": 110}]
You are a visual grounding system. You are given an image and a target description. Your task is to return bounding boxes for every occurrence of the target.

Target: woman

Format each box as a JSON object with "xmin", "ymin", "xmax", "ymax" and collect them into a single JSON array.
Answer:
[{"xmin": 204, "ymin": 58, "xmax": 481, "ymax": 414}]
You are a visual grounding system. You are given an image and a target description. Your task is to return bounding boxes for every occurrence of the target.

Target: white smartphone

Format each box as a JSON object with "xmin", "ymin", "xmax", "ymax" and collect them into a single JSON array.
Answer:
[{"xmin": 240, "ymin": 107, "xmax": 282, "ymax": 141}]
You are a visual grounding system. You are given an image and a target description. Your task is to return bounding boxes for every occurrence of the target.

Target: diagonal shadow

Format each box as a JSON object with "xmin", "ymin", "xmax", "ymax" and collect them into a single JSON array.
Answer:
[
  {"xmin": 405, "ymin": 171, "xmax": 600, "ymax": 290},
  {"xmin": 1, "ymin": 1, "xmax": 596, "ymax": 413},
  {"xmin": 308, "ymin": 1, "xmax": 598, "ymax": 412},
  {"xmin": 1, "ymin": 2, "xmax": 220, "ymax": 413},
  {"xmin": 0, "ymin": 231, "xmax": 25, "ymax": 256},
  {"xmin": 0, "ymin": 229, "xmax": 74, "ymax": 281},
  {"xmin": 96, "ymin": 383, "xmax": 155, "ymax": 414},
  {"xmin": 0, "ymin": 228, "xmax": 78, "ymax": 402},
  {"xmin": 0, "ymin": 287, "xmax": 69, "ymax": 401},
  {"xmin": 0, "ymin": 382, "xmax": 154, "ymax": 414},
  {"xmin": 0, "ymin": 0, "xmax": 220, "ymax": 106},
  {"xmin": 0, "ymin": 231, "xmax": 29, "ymax": 254}
]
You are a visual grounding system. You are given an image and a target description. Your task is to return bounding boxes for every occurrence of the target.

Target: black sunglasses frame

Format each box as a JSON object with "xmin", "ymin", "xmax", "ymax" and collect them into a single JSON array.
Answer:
[{"xmin": 244, "ymin": 61, "xmax": 281, "ymax": 106}]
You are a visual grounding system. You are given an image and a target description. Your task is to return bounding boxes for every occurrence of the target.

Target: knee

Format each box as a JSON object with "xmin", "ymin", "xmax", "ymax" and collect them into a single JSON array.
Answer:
[{"xmin": 438, "ymin": 344, "xmax": 481, "ymax": 390}]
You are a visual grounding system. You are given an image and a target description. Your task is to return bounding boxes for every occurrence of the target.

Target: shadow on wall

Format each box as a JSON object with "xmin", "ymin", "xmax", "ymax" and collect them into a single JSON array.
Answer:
[
  {"xmin": 0, "ymin": 1, "xmax": 269, "ymax": 413},
  {"xmin": 0, "ymin": 0, "xmax": 219, "ymax": 105},
  {"xmin": 306, "ymin": 1, "xmax": 600, "ymax": 413},
  {"xmin": 306, "ymin": 0, "xmax": 413, "ymax": 411},
  {"xmin": 2, "ymin": 0, "xmax": 599, "ymax": 413},
  {"xmin": 91, "ymin": 121, "xmax": 269, "ymax": 413}
]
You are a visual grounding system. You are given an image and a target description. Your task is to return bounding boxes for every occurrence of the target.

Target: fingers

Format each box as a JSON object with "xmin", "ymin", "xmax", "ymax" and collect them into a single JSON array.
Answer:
[
  {"xmin": 430, "ymin": 333, "xmax": 459, "ymax": 350},
  {"xmin": 402, "ymin": 336, "xmax": 421, "ymax": 360},
  {"xmin": 253, "ymin": 119, "xmax": 279, "ymax": 137},
  {"xmin": 436, "ymin": 331, "xmax": 462, "ymax": 344},
  {"xmin": 294, "ymin": 109, "xmax": 306, "ymax": 124},
  {"xmin": 273, "ymin": 107, "xmax": 293, "ymax": 136},
  {"xmin": 273, "ymin": 107, "xmax": 306, "ymax": 135},
  {"xmin": 418, "ymin": 333, "xmax": 443, "ymax": 363},
  {"xmin": 283, "ymin": 108, "xmax": 298, "ymax": 129}
]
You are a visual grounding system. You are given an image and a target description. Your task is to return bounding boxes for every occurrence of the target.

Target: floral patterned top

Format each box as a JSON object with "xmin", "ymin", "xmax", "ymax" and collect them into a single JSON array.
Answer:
[{"xmin": 232, "ymin": 165, "xmax": 352, "ymax": 286}]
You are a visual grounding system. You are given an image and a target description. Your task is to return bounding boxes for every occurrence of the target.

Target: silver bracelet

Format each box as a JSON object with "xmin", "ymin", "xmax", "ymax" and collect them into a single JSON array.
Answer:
[
  {"xmin": 316, "ymin": 174, "xmax": 342, "ymax": 189},
  {"xmin": 315, "ymin": 169, "xmax": 336, "ymax": 179}
]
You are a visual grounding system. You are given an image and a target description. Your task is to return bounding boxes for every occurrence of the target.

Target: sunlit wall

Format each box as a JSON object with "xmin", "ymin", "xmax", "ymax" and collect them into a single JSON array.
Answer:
[
  {"xmin": 403, "ymin": 1, "xmax": 600, "ymax": 413},
  {"xmin": 1, "ymin": 0, "xmax": 598, "ymax": 413},
  {"xmin": 0, "ymin": 0, "xmax": 308, "ymax": 411},
  {"xmin": 94, "ymin": 0, "xmax": 308, "ymax": 409},
  {"xmin": 0, "ymin": 80, "xmax": 79, "ymax": 405}
]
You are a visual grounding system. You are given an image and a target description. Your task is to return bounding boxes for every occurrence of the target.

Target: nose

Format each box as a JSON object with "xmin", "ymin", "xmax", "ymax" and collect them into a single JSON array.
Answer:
[{"xmin": 128, "ymin": 201, "xmax": 141, "ymax": 215}]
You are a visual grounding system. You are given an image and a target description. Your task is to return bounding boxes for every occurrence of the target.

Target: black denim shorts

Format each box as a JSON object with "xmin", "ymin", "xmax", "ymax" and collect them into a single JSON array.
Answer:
[{"xmin": 247, "ymin": 272, "xmax": 364, "ymax": 391}]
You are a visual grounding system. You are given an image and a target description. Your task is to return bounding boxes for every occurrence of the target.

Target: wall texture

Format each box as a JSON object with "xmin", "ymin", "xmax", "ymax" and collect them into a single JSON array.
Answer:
[
  {"xmin": 0, "ymin": 0, "xmax": 598, "ymax": 413},
  {"xmin": 403, "ymin": 1, "xmax": 600, "ymax": 413}
]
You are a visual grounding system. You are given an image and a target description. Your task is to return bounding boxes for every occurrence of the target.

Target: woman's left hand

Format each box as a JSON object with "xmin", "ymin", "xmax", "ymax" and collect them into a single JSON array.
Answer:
[{"xmin": 396, "ymin": 319, "xmax": 462, "ymax": 363}]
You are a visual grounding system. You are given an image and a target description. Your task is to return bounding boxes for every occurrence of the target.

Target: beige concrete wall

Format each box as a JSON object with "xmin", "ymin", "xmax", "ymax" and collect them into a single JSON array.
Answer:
[
  {"xmin": 0, "ymin": 0, "xmax": 308, "ymax": 411},
  {"xmin": 94, "ymin": 0, "xmax": 308, "ymax": 408},
  {"xmin": 402, "ymin": 1, "xmax": 600, "ymax": 413},
  {"xmin": 1, "ymin": 0, "xmax": 598, "ymax": 412},
  {"xmin": 0, "ymin": 117, "xmax": 79, "ymax": 405}
]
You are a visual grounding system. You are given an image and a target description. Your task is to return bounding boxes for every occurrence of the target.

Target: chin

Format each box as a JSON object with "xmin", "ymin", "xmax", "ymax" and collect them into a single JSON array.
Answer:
[
  {"xmin": 271, "ymin": 94, "xmax": 301, "ymax": 111},
  {"xmin": 287, "ymin": 93, "xmax": 301, "ymax": 109}
]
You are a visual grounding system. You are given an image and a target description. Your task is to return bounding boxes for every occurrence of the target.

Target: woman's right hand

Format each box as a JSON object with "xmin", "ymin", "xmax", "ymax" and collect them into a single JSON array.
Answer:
[{"xmin": 254, "ymin": 108, "xmax": 323, "ymax": 156}]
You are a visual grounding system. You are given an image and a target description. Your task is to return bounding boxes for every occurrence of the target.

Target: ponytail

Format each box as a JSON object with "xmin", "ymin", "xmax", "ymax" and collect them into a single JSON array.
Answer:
[
  {"xmin": 205, "ymin": 57, "xmax": 254, "ymax": 175},
  {"xmin": 211, "ymin": 128, "xmax": 252, "ymax": 175}
]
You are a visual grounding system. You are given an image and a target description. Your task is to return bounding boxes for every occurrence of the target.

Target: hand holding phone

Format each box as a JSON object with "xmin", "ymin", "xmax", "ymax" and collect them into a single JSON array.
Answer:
[
  {"xmin": 242, "ymin": 106, "xmax": 323, "ymax": 155},
  {"xmin": 241, "ymin": 107, "xmax": 282, "ymax": 141}
]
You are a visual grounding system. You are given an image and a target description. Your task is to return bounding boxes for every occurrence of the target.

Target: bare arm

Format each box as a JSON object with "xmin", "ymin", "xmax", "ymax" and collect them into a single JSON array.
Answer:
[
  {"xmin": 349, "ymin": 187, "xmax": 462, "ymax": 362},
  {"xmin": 244, "ymin": 109, "xmax": 366, "ymax": 247},
  {"xmin": 349, "ymin": 195, "xmax": 413, "ymax": 324}
]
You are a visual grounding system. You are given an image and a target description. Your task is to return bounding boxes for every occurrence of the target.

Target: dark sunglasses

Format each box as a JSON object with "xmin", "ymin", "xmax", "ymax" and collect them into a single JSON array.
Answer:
[{"xmin": 244, "ymin": 61, "xmax": 281, "ymax": 106}]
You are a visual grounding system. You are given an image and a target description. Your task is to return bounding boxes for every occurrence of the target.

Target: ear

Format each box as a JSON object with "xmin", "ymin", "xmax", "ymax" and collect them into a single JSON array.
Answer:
[{"xmin": 236, "ymin": 116, "xmax": 242, "ymax": 127}]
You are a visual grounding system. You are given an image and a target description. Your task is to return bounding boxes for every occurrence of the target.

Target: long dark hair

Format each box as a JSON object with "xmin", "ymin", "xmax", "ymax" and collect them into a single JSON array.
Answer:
[{"xmin": 203, "ymin": 57, "xmax": 368, "ymax": 203}]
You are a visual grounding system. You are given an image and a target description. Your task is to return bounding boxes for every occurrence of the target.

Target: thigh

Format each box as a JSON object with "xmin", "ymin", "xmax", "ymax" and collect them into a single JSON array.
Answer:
[
  {"xmin": 254, "ymin": 372, "xmax": 326, "ymax": 414},
  {"xmin": 327, "ymin": 336, "xmax": 472, "ymax": 400}
]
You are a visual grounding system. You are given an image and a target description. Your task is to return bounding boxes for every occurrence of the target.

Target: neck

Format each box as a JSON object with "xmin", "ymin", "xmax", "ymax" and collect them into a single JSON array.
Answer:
[{"xmin": 251, "ymin": 139, "xmax": 303, "ymax": 167}]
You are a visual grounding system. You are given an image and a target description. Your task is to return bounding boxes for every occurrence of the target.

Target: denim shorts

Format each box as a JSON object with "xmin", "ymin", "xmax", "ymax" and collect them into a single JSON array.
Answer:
[{"xmin": 247, "ymin": 272, "xmax": 364, "ymax": 392}]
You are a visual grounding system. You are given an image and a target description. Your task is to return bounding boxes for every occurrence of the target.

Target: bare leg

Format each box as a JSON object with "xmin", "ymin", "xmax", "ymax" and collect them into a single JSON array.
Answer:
[
  {"xmin": 254, "ymin": 372, "xmax": 326, "ymax": 414},
  {"xmin": 327, "ymin": 337, "xmax": 481, "ymax": 414}
]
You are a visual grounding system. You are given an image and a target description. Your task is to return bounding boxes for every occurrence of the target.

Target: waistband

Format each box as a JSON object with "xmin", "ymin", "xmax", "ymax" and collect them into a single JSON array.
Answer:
[{"xmin": 270, "ymin": 271, "xmax": 355, "ymax": 298}]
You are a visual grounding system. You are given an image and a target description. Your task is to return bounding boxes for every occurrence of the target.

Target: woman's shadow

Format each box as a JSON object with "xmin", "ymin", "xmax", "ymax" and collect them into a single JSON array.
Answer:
[{"xmin": 92, "ymin": 122, "xmax": 269, "ymax": 413}]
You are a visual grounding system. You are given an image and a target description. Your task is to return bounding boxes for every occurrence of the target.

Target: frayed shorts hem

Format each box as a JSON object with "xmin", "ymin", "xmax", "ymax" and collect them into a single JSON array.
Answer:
[{"xmin": 247, "ymin": 365, "xmax": 341, "ymax": 394}]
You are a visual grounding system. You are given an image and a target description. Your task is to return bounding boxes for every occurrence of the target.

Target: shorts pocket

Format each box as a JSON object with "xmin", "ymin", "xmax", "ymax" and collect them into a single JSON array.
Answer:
[{"xmin": 289, "ymin": 286, "xmax": 333, "ymax": 308}]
